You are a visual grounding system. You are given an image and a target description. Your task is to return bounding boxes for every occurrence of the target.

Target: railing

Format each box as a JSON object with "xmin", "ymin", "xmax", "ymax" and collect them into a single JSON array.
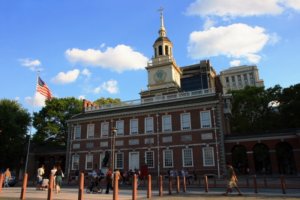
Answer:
[{"xmin": 85, "ymin": 88, "xmax": 215, "ymax": 112}]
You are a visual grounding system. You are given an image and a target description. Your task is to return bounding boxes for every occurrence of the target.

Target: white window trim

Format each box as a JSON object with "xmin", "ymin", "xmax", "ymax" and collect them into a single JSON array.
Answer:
[
  {"xmin": 162, "ymin": 115, "xmax": 172, "ymax": 132},
  {"xmin": 145, "ymin": 117, "xmax": 154, "ymax": 134},
  {"xmin": 181, "ymin": 113, "xmax": 191, "ymax": 130},
  {"xmin": 130, "ymin": 119, "xmax": 139, "ymax": 135},
  {"xmin": 145, "ymin": 151, "xmax": 155, "ymax": 168},
  {"xmin": 85, "ymin": 154, "xmax": 93, "ymax": 170},
  {"xmin": 74, "ymin": 125, "xmax": 81, "ymax": 140},
  {"xmin": 72, "ymin": 154, "xmax": 79, "ymax": 170},
  {"xmin": 163, "ymin": 149, "xmax": 173, "ymax": 168},
  {"xmin": 182, "ymin": 148, "xmax": 194, "ymax": 167},
  {"xmin": 101, "ymin": 122, "xmax": 109, "ymax": 137},
  {"xmin": 202, "ymin": 146, "xmax": 215, "ymax": 167},
  {"xmin": 116, "ymin": 120, "xmax": 124, "ymax": 136},
  {"xmin": 87, "ymin": 123, "xmax": 95, "ymax": 139},
  {"xmin": 200, "ymin": 111, "xmax": 212, "ymax": 128}
]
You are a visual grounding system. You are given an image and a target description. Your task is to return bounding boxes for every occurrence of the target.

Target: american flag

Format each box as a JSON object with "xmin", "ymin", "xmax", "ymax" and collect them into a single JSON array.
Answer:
[{"xmin": 37, "ymin": 76, "xmax": 52, "ymax": 100}]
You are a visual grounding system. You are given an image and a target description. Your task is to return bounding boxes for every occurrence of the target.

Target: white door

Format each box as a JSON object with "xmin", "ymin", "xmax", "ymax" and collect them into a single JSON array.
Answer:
[{"xmin": 129, "ymin": 152, "xmax": 139, "ymax": 170}]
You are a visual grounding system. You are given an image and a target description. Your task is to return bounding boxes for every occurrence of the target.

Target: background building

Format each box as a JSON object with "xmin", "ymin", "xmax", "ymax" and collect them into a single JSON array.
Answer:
[{"xmin": 220, "ymin": 65, "xmax": 264, "ymax": 94}]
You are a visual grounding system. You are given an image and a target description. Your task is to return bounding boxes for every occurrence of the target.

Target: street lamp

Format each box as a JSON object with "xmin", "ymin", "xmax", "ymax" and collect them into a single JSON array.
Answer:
[
  {"xmin": 111, "ymin": 127, "xmax": 117, "ymax": 172},
  {"xmin": 212, "ymin": 107, "xmax": 221, "ymax": 179},
  {"xmin": 156, "ymin": 113, "xmax": 160, "ymax": 177}
]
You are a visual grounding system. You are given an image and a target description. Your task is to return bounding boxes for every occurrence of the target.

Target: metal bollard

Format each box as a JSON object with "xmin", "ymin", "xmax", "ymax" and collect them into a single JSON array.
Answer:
[
  {"xmin": 204, "ymin": 175, "xmax": 208, "ymax": 193},
  {"xmin": 253, "ymin": 175, "xmax": 258, "ymax": 193},
  {"xmin": 78, "ymin": 172, "xmax": 84, "ymax": 200},
  {"xmin": 280, "ymin": 175, "xmax": 286, "ymax": 194},
  {"xmin": 47, "ymin": 174, "xmax": 54, "ymax": 200},
  {"xmin": 176, "ymin": 176, "xmax": 180, "ymax": 193},
  {"xmin": 20, "ymin": 173, "xmax": 28, "ymax": 200},
  {"xmin": 132, "ymin": 174, "xmax": 137, "ymax": 200},
  {"xmin": 0, "ymin": 173, "xmax": 3, "ymax": 193},
  {"xmin": 159, "ymin": 175, "xmax": 163, "ymax": 196},
  {"xmin": 147, "ymin": 175, "xmax": 152, "ymax": 199},
  {"xmin": 113, "ymin": 173, "xmax": 119, "ymax": 200},
  {"xmin": 183, "ymin": 176, "xmax": 186, "ymax": 192}
]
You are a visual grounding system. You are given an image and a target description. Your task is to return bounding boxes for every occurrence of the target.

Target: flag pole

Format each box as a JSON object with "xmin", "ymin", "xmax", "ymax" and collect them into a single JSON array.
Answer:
[{"xmin": 24, "ymin": 72, "xmax": 39, "ymax": 173}]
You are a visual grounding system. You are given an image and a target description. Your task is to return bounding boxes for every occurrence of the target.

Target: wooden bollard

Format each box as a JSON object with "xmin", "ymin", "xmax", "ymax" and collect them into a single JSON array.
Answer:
[
  {"xmin": 253, "ymin": 175, "xmax": 258, "ymax": 193},
  {"xmin": 147, "ymin": 175, "xmax": 152, "ymax": 199},
  {"xmin": 168, "ymin": 176, "xmax": 172, "ymax": 195},
  {"xmin": 47, "ymin": 174, "xmax": 54, "ymax": 200},
  {"xmin": 183, "ymin": 176, "xmax": 186, "ymax": 192},
  {"xmin": 0, "ymin": 173, "xmax": 4, "ymax": 193},
  {"xmin": 132, "ymin": 174, "xmax": 137, "ymax": 200},
  {"xmin": 159, "ymin": 175, "xmax": 163, "ymax": 196},
  {"xmin": 204, "ymin": 175, "xmax": 208, "ymax": 193},
  {"xmin": 113, "ymin": 173, "xmax": 119, "ymax": 200},
  {"xmin": 78, "ymin": 172, "xmax": 84, "ymax": 200},
  {"xmin": 20, "ymin": 173, "xmax": 28, "ymax": 200},
  {"xmin": 176, "ymin": 176, "xmax": 180, "ymax": 193},
  {"xmin": 280, "ymin": 175, "xmax": 286, "ymax": 194}
]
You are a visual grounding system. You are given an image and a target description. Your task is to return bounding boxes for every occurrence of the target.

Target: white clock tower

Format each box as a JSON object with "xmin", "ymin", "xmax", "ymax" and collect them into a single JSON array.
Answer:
[{"xmin": 141, "ymin": 8, "xmax": 182, "ymax": 99}]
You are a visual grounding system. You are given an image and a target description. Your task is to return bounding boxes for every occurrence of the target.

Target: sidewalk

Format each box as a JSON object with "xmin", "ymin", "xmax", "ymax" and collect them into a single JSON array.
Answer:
[{"xmin": 1, "ymin": 186, "xmax": 300, "ymax": 200}]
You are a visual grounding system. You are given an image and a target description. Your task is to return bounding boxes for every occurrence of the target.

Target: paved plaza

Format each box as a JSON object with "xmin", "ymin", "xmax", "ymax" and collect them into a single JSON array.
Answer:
[{"xmin": 1, "ymin": 186, "xmax": 300, "ymax": 200}]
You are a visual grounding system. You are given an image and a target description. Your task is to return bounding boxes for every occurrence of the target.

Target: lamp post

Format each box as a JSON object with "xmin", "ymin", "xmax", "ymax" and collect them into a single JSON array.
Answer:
[
  {"xmin": 111, "ymin": 127, "xmax": 117, "ymax": 172},
  {"xmin": 212, "ymin": 107, "xmax": 220, "ymax": 178},
  {"xmin": 156, "ymin": 114, "xmax": 160, "ymax": 178}
]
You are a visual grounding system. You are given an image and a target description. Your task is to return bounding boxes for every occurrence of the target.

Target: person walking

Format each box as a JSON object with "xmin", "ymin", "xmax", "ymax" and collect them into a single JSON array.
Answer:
[
  {"xmin": 54, "ymin": 165, "xmax": 64, "ymax": 194},
  {"xmin": 105, "ymin": 168, "xmax": 113, "ymax": 194},
  {"xmin": 223, "ymin": 162, "xmax": 242, "ymax": 196},
  {"xmin": 4, "ymin": 168, "xmax": 11, "ymax": 187},
  {"xmin": 36, "ymin": 164, "xmax": 45, "ymax": 188}
]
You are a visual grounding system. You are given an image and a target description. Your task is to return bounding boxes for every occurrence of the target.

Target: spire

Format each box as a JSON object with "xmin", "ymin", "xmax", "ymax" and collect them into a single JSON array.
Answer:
[{"xmin": 158, "ymin": 7, "xmax": 166, "ymax": 37}]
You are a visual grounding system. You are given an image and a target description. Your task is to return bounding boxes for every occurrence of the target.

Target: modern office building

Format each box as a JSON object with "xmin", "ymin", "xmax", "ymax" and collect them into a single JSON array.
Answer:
[
  {"xmin": 219, "ymin": 65, "xmax": 264, "ymax": 94},
  {"xmin": 65, "ymin": 12, "xmax": 231, "ymax": 179}
]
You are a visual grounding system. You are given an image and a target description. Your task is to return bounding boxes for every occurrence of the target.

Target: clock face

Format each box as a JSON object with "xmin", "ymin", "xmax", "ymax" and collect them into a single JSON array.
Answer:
[{"xmin": 154, "ymin": 69, "xmax": 167, "ymax": 83}]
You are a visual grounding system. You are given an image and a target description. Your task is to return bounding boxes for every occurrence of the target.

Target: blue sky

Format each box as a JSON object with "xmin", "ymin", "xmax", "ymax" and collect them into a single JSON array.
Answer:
[{"xmin": 1, "ymin": 0, "xmax": 300, "ymax": 112}]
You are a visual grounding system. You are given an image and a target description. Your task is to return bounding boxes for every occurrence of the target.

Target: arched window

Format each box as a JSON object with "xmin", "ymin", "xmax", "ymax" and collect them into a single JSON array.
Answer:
[
  {"xmin": 253, "ymin": 143, "xmax": 272, "ymax": 174},
  {"xmin": 158, "ymin": 45, "xmax": 163, "ymax": 55},
  {"xmin": 276, "ymin": 142, "xmax": 296, "ymax": 174},
  {"xmin": 165, "ymin": 45, "xmax": 169, "ymax": 55}
]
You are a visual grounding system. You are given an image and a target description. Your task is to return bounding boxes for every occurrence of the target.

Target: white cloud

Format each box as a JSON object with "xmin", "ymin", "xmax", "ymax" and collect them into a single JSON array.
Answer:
[
  {"xmin": 188, "ymin": 23, "xmax": 270, "ymax": 64},
  {"xmin": 25, "ymin": 92, "xmax": 48, "ymax": 107},
  {"xmin": 52, "ymin": 69, "xmax": 80, "ymax": 84},
  {"xmin": 65, "ymin": 44, "xmax": 149, "ymax": 73},
  {"xmin": 19, "ymin": 58, "xmax": 42, "ymax": 71},
  {"xmin": 283, "ymin": 0, "xmax": 300, "ymax": 11},
  {"xmin": 186, "ymin": 0, "xmax": 283, "ymax": 17},
  {"xmin": 81, "ymin": 68, "xmax": 91, "ymax": 78},
  {"xmin": 93, "ymin": 79, "xmax": 119, "ymax": 94},
  {"xmin": 230, "ymin": 60, "xmax": 241, "ymax": 66}
]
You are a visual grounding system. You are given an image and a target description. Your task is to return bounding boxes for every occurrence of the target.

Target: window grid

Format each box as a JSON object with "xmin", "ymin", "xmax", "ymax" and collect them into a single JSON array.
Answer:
[
  {"xmin": 116, "ymin": 120, "xmax": 124, "ymax": 135},
  {"xmin": 130, "ymin": 119, "xmax": 138, "ymax": 135},
  {"xmin": 145, "ymin": 151, "xmax": 154, "ymax": 168},
  {"xmin": 145, "ymin": 117, "xmax": 154, "ymax": 134},
  {"xmin": 85, "ymin": 154, "xmax": 93, "ymax": 170},
  {"xmin": 74, "ymin": 125, "xmax": 81, "ymax": 140},
  {"xmin": 72, "ymin": 155, "xmax": 79, "ymax": 170},
  {"xmin": 202, "ymin": 147, "xmax": 215, "ymax": 166},
  {"xmin": 116, "ymin": 152, "xmax": 124, "ymax": 169},
  {"xmin": 200, "ymin": 111, "xmax": 211, "ymax": 128},
  {"xmin": 181, "ymin": 113, "xmax": 191, "ymax": 130},
  {"xmin": 101, "ymin": 122, "xmax": 109, "ymax": 137},
  {"xmin": 162, "ymin": 115, "xmax": 172, "ymax": 132},
  {"xmin": 87, "ymin": 124, "xmax": 95, "ymax": 138},
  {"xmin": 163, "ymin": 149, "xmax": 173, "ymax": 168},
  {"xmin": 182, "ymin": 148, "xmax": 193, "ymax": 167}
]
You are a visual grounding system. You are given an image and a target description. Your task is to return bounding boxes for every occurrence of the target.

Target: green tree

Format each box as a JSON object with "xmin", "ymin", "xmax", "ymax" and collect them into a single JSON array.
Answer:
[
  {"xmin": 0, "ymin": 99, "xmax": 31, "ymax": 170},
  {"xmin": 230, "ymin": 85, "xmax": 282, "ymax": 133},
  {"xmin": 32, "ymin": 97, "xmax": 82, "ymax": 146},
  {"xmin": 93, "ymin": 97, "xmax": 121, "ymax": 106},
  {"xmin": 279, "ymin": 83, "xmax": 300, "ymax": 128}
]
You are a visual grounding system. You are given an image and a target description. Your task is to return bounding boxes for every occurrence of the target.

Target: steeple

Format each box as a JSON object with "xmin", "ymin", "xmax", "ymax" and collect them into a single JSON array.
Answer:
[{"xmin": 158, "ymin": 7, "xmax": 166, "ymax": 37}]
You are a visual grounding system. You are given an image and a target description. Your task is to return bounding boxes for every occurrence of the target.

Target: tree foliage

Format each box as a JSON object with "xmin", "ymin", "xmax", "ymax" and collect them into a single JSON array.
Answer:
[
  {"xmin": 0, "ymin": 99, "xmax": 31, "ymax": 170},
  {"xmin": 230, "ymin": 84, "xmax": 300, "ymax": 133},
  {"xmin": 93, "ymin": 97, "xmax": 121, "ymax": 106},
  {"xmin": 32, "ymin": 97, "xmax": 82, "ymax": 146}
]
